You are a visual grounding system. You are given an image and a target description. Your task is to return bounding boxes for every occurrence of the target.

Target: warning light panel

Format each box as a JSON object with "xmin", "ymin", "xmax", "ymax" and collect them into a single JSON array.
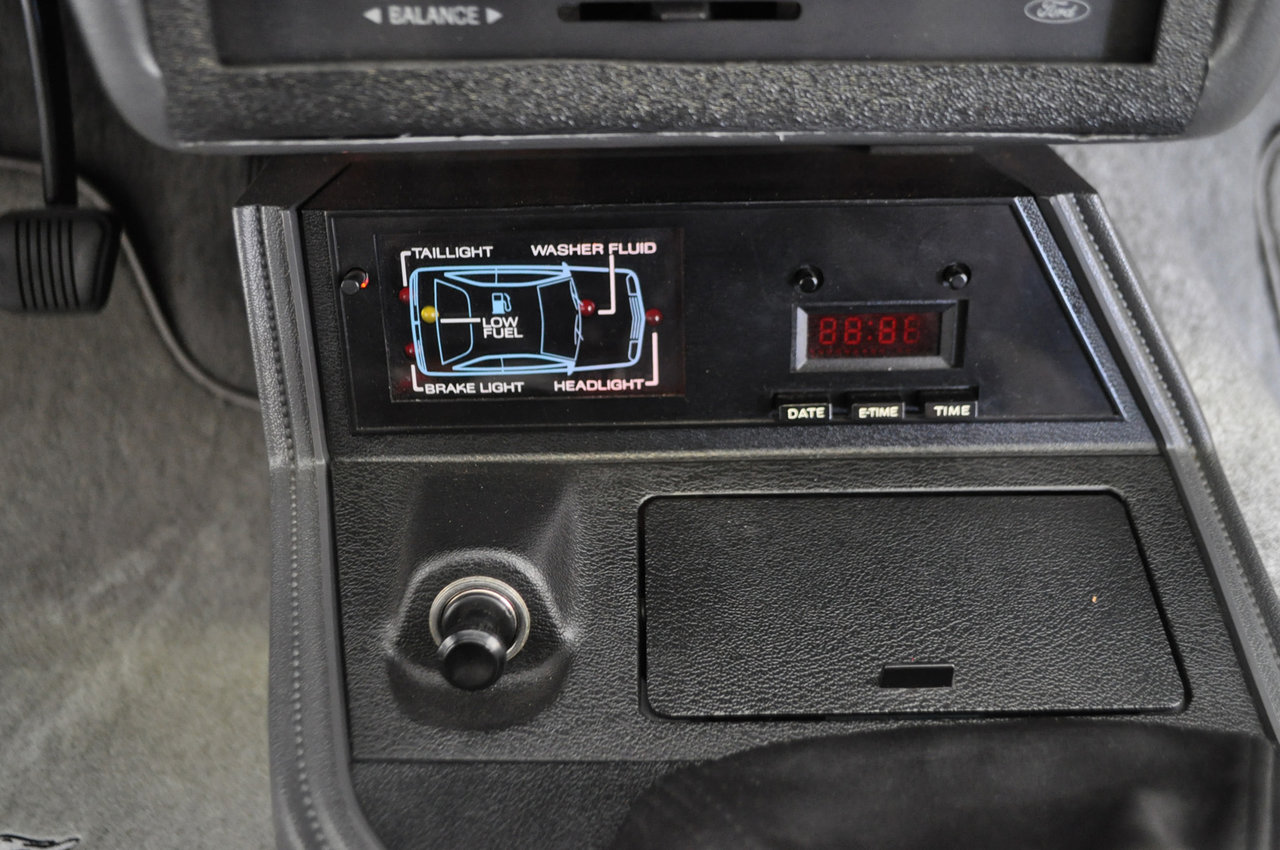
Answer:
[{"xmin": 380, "ymin": 229, "xmax": 685, "ymax": 402}]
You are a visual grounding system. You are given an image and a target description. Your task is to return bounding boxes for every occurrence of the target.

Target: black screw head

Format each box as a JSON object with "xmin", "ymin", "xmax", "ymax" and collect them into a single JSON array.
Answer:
[
  {"xmin": 939, "ymin": 263, "xmax": 972, "ymax": 290},
  {"xmin": 791, "ymin": 265, "xmax": 824, "ymax": 294}
]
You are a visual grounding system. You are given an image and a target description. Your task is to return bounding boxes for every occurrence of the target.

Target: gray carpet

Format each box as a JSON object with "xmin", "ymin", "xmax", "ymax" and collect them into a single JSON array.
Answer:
[
  {"xmin": 0, "ymin": 171, "xmax": 272, "ymax": 847},
  {"xmin": 1059, "ymin": 83, "xmax": 1280, "ymax": 592}
]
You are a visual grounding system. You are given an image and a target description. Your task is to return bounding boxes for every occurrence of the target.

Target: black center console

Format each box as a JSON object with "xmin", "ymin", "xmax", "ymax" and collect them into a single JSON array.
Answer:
[{"xmin": 235, "ymin": 147, "xmax": 1280, "ymax": 850}]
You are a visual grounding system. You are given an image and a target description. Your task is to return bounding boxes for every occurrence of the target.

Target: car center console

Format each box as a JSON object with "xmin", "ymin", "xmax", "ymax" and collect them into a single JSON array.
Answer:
[{"xmin": 235, "ymin": 147, "xmax": 1280, "ymax": 849}]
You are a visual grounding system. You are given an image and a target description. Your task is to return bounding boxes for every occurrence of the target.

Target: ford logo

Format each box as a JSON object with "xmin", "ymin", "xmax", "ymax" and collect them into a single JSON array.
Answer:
[{"xmin": 1024, "ymin": 0, "xmax": 1091, "ymax": 24}]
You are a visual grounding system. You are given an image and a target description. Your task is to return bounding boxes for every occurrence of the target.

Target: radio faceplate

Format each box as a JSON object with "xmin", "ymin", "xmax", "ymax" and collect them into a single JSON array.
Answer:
[
  {"xmin": 330, "ymin": 200, "xmax": 1117, "ymax": 430},
  {"xmin": 211, "ymin": 0, "xmax": 1162, "ymax": 64}
]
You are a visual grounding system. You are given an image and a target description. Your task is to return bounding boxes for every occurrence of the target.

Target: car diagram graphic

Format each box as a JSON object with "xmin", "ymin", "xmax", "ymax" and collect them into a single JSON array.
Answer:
[{"xmin": 408, "ymin": 262, "xmax": 646, "ymax": 377}]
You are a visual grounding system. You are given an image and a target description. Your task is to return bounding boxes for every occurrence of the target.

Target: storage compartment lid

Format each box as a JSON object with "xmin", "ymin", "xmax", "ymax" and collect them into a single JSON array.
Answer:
[{"xmin": 642, "ymin": 493, "xmax": 1184, "ymax": 718}]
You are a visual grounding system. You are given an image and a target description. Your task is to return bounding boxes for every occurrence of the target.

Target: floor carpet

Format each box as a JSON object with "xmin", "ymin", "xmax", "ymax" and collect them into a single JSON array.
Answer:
[{"xmin": 0, "ymin": 171, "xmax": 272, "ymax": 848}]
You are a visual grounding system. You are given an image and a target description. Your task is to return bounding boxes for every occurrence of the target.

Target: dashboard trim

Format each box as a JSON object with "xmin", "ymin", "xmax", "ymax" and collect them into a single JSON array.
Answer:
[{"xmin": 65, "ymin": 0, "xmax": 1278, "ymax": 150}]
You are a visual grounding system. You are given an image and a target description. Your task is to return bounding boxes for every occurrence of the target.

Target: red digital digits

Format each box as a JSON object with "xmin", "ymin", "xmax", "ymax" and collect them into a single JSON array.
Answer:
[
  {"xmin": 904, "ymin": 315, "xmax": 920, "ymax": 344},
  {"xmin": 818, "ymin": 316, "xmax": 838, "ymax": 346},
  {"xmin": 807, "ymin": 310, "xmax": 940, "ymax": 359}
]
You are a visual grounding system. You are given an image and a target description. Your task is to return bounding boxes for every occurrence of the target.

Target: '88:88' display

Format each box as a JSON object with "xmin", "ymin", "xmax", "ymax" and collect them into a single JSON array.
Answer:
[{"xmin": 806, "ymin": 310, "xmax": 942, "ymax": 359}]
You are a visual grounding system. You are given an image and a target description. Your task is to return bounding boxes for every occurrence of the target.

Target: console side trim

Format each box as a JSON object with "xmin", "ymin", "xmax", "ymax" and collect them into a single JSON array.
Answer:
[
  {"xmin": 237, "ymin": 179, "xmax": 385, "ymax": 849},
  {"xmin": 1051, "ymin": 193, "xmax": 1280, "ymax": 738}
]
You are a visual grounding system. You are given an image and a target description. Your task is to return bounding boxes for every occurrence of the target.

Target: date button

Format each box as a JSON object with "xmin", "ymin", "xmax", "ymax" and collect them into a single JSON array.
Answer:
[{"xmin": 777, "ymin": 403, "xmax": 833, "ymax": 424}]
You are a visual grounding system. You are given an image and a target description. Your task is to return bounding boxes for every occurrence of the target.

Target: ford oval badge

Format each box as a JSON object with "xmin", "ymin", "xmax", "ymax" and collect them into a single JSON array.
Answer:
[{"xmin": 1024, "ymin": 0, "xmax": 1091, "ymax": 24}]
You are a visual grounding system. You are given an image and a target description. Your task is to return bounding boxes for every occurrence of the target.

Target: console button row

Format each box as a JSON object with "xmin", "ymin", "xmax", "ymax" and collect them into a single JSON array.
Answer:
[{"xmin": 777, "ymin": 398, "xmax": 979, "ymax": 424}]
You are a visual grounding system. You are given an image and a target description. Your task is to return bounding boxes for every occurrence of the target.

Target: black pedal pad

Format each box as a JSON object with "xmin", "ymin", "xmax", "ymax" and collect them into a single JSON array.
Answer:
[{"xmin": 0, "ymin": 207, "xmax": 120, "ymax": 312}]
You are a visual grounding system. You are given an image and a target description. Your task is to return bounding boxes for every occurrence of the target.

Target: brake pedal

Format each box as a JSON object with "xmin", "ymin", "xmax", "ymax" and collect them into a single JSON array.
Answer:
[{"xmin": 1, "ymin": 0, "xmax": 120, "ymax": 313}]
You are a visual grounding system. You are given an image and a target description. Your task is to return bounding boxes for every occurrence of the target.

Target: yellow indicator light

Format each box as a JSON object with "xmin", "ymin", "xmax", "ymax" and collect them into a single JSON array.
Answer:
[{"xmin": 420, "ymin": 306, "xmax": 438, "ymax": 323}]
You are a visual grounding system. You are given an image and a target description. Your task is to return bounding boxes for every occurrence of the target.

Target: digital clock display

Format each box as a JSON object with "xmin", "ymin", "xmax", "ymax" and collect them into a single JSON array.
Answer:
[{"xmin": 805, "ymin": 310, "xmax": 943, "ymax": 359}]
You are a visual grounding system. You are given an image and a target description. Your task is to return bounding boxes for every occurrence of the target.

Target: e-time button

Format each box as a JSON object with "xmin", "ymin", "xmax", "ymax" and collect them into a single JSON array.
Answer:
[{"xmin": 850, "ymin": 402, "xmax": 904, "ymax": 422}]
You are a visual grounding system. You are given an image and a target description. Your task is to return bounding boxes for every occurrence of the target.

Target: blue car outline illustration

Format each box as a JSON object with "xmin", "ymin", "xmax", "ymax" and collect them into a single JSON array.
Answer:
[{"xmin": 408, "ymin": 263, "xmax": 645, "ymax": 377}]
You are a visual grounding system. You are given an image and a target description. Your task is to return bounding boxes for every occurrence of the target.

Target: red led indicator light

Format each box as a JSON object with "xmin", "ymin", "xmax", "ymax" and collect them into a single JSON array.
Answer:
[
  {"xmin": 645, "ymin": 308, "xmax": 664, "ymax": 327},
  {"xmin": 579, "ymin": 299, "xmax": 597, "ymax": 317},
  {"xmin": 399, "ymin": 287, "xmax": 411, "ymax": 304},
  {"xmin": 403, "ymin": 343, "xmax": 416, "ymax": 360},
  {"xmin": 359, "ymin": 276, "xmax": 369, "ymax": 289}
]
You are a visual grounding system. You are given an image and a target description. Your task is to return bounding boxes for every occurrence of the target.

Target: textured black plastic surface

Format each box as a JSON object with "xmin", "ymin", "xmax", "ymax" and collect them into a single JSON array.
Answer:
[
  {"xmin": 142, "ymin": 0, "xmax": 1218, "ymax": 144},
  {"xmin": 642, "ymin": 493, "xmax": 1182, "ymax": 717},
  {"xmin": 352, "ymin": 761, "xmax": 682, "ymax": 850},
  {"xmin": 330, "ymin": 454, "xmax": 1255, "ymax": 766},
  {"xmin": 385, "ymin": 550, "xmax": 574, "ymax": 729},
  {"xmin": 613, "ymin": 722, "xmax": 1275, "ymax": 850}
]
